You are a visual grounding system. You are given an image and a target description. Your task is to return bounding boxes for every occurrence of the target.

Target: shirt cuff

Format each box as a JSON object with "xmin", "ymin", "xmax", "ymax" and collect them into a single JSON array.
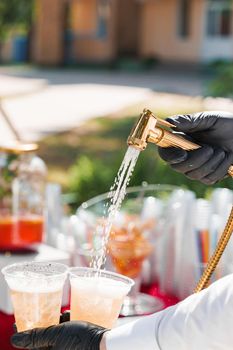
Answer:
[{"xmin": 105, "ymin": 313, "xmax": 163, "ymax": 350}]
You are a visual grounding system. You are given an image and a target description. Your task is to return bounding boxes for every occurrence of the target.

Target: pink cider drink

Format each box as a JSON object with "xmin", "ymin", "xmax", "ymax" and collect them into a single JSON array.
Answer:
[
  {"xmin": 10, "ymin": 289, "xmax": 63, "ymax": 331},
  {"xmin": 2, "ymin": 262, "xmax": 68, "ymax": 331},
  {"xmin": 69, "ymin": 268, "xmax": 134, "ymax": 328}
]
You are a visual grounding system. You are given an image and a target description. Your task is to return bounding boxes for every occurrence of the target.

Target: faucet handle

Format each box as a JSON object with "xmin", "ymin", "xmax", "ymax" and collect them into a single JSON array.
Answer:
[
  {"xmin": 143, "ymin": 109, "xmax": 200, "ymax": 150},
  {"xmin": 148, "ymin": 127, "xmax": 201, "ymax": 151},
  {"xmin": 156, "ymin": 118, "xmax": 176, "ymax": 129}
]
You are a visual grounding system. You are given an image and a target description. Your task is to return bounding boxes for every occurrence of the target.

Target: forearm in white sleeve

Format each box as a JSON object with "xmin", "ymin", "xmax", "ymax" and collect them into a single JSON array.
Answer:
[
  {"xmin": 106, "ymin": 274, "xmax": 233, "ymax": 350},
  {"xmin": 105, "ymin": 311, "xmax": 164, "ymax": 350}
]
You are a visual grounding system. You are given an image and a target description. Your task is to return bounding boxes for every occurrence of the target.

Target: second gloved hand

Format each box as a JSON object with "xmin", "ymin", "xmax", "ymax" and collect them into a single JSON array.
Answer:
[
  {"xmin": 11, "ymin": 321, "xmax": 108, "ymax": 350},
  {"xmin": 158, "ymin": 111, "xmax": 233, "ymax": 184}
]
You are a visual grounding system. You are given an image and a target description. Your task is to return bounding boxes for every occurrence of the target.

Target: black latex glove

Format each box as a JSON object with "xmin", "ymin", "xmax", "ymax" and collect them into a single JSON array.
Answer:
[
  {"xmin": 158, "ymin": 111, "xmax": 233, "ymax": 184},
  {"xmin": 11, "ymin": 320, "xmax": 107, "ymax": 350},
  {"xmin": 12, "ymin": 312, "xmax": 72, "ymax": 350}
]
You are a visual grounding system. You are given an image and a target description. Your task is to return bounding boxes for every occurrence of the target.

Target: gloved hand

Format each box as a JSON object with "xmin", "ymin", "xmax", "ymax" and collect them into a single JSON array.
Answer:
[
  {"xmin": 158, "ymin": 111, "xmax": 233, "ymax": 184},
  {"xmin": 11, "ymin": 319, "xmax": 108, "ymax": 350},
  {"xmin": 12, "ymin": 311, "xmax": 73, "ymax": 350}
]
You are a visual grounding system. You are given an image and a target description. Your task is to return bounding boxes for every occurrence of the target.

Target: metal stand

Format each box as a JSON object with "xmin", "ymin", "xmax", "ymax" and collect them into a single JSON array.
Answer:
[{"xmin": 0, "ymin": 102, "xmax": 21, "ymax": 141}]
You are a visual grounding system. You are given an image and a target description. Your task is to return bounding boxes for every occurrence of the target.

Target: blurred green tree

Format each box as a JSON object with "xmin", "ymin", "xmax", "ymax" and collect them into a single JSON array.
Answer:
[
  {"xmin": 208, "ymin": 62, "xmax": 233, "ymax": 98},
  {"xmin": 68, "ymin": 156, "xmax": 114, "ymax": 206},
  {"xmin": 0, "ymin": 0, "xmax": 34, "ymax": 58}
]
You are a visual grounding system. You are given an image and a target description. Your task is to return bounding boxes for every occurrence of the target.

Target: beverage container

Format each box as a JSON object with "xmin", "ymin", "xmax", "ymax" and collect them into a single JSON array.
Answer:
[
  {"xmin": 69, "ymin": 267, "xmax": 134, "ymax": 328},
  {"xmin": 0, "ymin": 216, "xmax": 44, "ymax": 248},
  {"xmin": 17, "ymin": 216, "xmax": 44, "ymax": 243},
  {"xmin": 0, "ymin": 145, "xmax": 47, "ymax": 250},
  {"xmin": 108, "ymin": 220, "xmax": 152, "ymax": 278},
  {"xmin": 2, "ymin": 261, "xmax": 68, "ymax": 331}
]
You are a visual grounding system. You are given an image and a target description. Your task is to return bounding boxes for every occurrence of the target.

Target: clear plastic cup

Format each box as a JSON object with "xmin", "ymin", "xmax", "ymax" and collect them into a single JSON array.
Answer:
[
  {"xmin": 2, "ymin": 261, "xmax": 68, "ymax": 331},
  {"xmin": 69, "ymin": 267, "xmax": 134, "ymax": 328}
]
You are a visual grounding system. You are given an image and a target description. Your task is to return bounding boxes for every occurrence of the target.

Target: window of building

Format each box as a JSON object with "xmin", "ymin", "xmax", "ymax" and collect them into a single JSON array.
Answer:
[
  {"xmin": 71, "ymin": 0, "xmax": 97, "ymax": 36},
  {"xmin": 206, "ymin": 0, "xmax": 232, "ymax": 36},
  {"xmin": 178, "ymin": 0, "xmax": 191, "ymax": 38},
  {"xmin": 70, "ymin": 0, "xmax": 110, "ymax": 39},
  {"xmin": 96, "ymin": 0, "xmax": 110, "ymax": 39}
]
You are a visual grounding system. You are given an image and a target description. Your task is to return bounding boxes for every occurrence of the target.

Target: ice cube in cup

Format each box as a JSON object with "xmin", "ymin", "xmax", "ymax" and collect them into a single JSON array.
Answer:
[
  {"xmin": 69, "ymin": 267, "xmax": 134, "ymax": 328},
  {"xmin": 2, "ymin": 261, "xmax": 68, "ymax": 331}
]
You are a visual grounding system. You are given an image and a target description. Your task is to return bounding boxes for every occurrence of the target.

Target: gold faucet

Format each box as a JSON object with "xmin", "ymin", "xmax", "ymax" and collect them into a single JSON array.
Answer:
[{"xmin": 127, "ymin": 109, "xmax": 200, "ymax": 151}]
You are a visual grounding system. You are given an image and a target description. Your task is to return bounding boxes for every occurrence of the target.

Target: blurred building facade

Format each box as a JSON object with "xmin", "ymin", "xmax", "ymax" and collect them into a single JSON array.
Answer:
[{"xmin": 32, "ymin": 0, "xmax": 233, "ymax": 65}]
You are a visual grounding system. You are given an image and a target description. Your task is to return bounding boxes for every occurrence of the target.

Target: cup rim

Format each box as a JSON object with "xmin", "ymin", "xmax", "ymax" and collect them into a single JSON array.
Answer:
[
  {"xmin": 69, "ymin": 267, "xmax": 134, "ymax": 286},
  {"xmin": 77, "ymin": 184, "xmax": 177, "ymax": 212},
  {"xmin": 1, "ymin": 261, "xmax": 69, "ymax": 279}
]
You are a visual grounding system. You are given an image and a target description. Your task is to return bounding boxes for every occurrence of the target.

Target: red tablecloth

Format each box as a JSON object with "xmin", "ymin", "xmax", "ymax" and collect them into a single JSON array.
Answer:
[{"xmin": 0, "ymin": 285, "xmax": 179, "ymax": 350}]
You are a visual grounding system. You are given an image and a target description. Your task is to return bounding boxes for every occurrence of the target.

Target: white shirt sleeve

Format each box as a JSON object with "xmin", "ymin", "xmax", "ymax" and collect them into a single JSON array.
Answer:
[
  {"xmin": 106, "ymin": 274, "xmax": 233, "ymax": 350},
  {"xmin": 105, "ymin": 312, "xmax": 163, "ymax": 350}
]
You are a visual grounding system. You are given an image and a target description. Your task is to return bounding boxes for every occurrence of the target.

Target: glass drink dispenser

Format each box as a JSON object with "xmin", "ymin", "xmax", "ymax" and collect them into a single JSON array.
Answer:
[{"xmin": 0, "ymin": 144, "xmax": 47, "ymax": 250}]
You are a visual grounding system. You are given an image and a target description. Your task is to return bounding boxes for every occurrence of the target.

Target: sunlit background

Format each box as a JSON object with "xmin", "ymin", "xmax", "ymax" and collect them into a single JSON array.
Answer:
[
  {"xmin": 0, "ymin": 3, "xmax": 233, "ymax": 348},
  {"xmin": 0, "ymin": 0, "xmax": 233, "ymax": 208}
]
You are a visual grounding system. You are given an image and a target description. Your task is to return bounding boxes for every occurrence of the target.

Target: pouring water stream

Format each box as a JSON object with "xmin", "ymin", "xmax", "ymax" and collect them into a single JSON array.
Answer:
[{"xmin": 91, "ymin": 146, "xmax": 140, "ymax": 271}]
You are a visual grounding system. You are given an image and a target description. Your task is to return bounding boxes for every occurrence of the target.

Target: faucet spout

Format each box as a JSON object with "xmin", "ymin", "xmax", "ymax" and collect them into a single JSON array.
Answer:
[{"xmin": 127, "ymin": 109, "xmax": 157, "ymax": 150}]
